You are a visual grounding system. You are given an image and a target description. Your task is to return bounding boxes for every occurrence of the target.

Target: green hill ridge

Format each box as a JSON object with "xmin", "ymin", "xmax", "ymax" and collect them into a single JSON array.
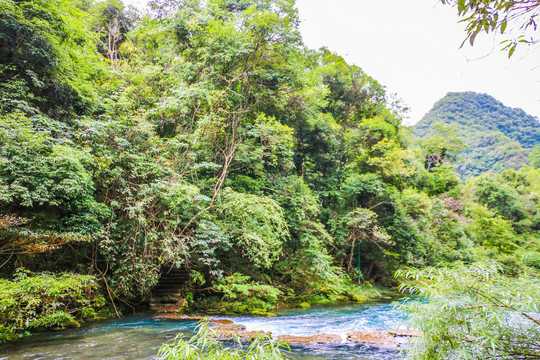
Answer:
[{"xmin": 415, "ymin": 91, "xmax": 540, "ymax": 178}]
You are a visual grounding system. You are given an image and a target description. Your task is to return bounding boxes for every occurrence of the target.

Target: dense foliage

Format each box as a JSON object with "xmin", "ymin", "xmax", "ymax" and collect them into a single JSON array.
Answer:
[
  {"xmin": 0, "ymin": 270, "xmax": 104, "ymax": 342},
  {"xmin": 399, "ymin": 262, "xmax": 540, "ymax": 360},
  {"xmin": 415, "ymin": 91, "xmax": 539, "ymax": 178},
  {"xmin": 0, "ymin": 1, "xmax": 538, "ymax": 349},
  {"xmin": 462, "ymin": 166, "xmax": 540, "ymax": 271}
]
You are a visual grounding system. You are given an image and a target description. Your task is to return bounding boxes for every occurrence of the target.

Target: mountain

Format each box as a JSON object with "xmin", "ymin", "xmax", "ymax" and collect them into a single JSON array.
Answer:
[{"xmin": 415, "ymin": 92, "xmax": 540, "ymax": 178}]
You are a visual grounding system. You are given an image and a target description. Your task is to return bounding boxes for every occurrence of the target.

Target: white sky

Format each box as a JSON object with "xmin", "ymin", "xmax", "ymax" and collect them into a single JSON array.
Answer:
[{"xmin": 125, "ymin": 0, "xmax": 540, "ymax": 125}]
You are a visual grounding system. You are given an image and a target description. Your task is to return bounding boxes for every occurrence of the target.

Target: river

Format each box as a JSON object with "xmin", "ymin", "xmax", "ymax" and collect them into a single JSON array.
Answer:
[{"xmin": 0, "ymin": 299, "xmax": 408, "ymax": 360}]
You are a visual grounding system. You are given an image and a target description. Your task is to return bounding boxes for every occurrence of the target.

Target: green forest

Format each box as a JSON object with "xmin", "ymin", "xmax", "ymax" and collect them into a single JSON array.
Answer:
[
  {"xmin": 0, "ymin": 0, "xmax": 539, "ymax": 359},
  {"xmin": 416, "ymin": 91, "xmax": 540, "ymax": 178}
]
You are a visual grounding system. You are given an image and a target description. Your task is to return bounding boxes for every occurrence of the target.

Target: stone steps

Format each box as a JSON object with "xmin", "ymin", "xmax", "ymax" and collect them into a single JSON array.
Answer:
[{"xmin": 150, "ymin": 267, "xmax": 189, "ymax": 312}]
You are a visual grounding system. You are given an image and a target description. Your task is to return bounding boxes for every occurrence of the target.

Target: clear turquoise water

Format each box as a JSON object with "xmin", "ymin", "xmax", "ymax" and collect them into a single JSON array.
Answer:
[{"xmin": 0, "ymin": 300, "xmax": 407, "ymax": 359}]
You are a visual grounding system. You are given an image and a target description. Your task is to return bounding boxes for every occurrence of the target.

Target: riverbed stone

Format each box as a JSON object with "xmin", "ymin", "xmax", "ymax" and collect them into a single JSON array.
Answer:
[
  {"xmin": 298, "ymin": 302, "xmax": 311, "ymax": 308},
  {"xmin": 347, "ymin": 331, "xmax": 397, "ymax": 345},
  {"xmin": 209, "ymin": 319, "xmax": 234, "ymax": 325},
  {"xmin": 277, "ymin": 334, "xmax": 342, "ymax": 345},
  {"xmin": 153, "ymin": 313, "xmax": 205, "ymax": 320},
  {"xmin": 211, "ymin": 328, "xmax": 272, "ymax": 342},
  {"xmin": 211, "ymin": 323, "xmax": 247, "ymax": 331},
  {"xmin": 388, "ymin": 329, "xmax": 420, "ymax": 337},
  {"xmin": 208, "ymin": 320, "xmax": 268, "ymax": 341}
]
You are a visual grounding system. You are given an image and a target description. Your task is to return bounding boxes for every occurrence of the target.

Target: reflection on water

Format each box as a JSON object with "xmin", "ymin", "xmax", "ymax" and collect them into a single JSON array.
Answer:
[
  {"xmin": 0, "ymin": 300, "xmax": 407, "ymax": 360},
  {"xmin": 0, "ymin": 316, "xmax": 195, "ymax": 360},
  {"xmin": 285, "ymin": 344, "xmax": 403, "ymax": 360}
]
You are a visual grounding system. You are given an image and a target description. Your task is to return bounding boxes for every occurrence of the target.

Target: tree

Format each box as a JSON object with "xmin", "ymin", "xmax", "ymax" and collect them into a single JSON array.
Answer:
[
  {"xmin": 219, "ymin": 189, "xmax": 289, "ymax": 269},
  {"xmin": 441, "ymin": 0, "xmax": 540, "ymax": 56},
  {"xmin": 343, "ymin": 208, "xmax": 391, "ymax": 273},
  {"xmin": 91, "ymin": 0, "xmax": 137, "ymax": 65},
  {"xmin": 417, "ymin": 122, "xmax": 465, "ymax": 171}
]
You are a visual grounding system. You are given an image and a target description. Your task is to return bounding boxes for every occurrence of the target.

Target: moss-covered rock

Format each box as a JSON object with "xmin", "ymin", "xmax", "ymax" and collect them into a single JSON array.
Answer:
[
  {"xmin": 61, "ymin": 319, "xmax": 81, "ymax": 328},
  {"xmin": 95, "ymin": 306, "xmax": 121, "ymax": 320},
  {"xmin": 248, "ymin": 309, "xmax": 276, "ymax": 317},
  {"xmin": 347, "ymin": 294, "xmax": 368, "ymax": 302},
  {"xmin": 305, "ymin": 294, "xmax": 333, "ymax": 306},
  {"xmin": 329, "ymin": 294, "xmax": 349, "ymax": 302}
]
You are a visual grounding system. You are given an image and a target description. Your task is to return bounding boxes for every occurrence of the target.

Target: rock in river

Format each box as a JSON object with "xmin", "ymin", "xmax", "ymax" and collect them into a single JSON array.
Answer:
[
  {"xmin": 388, "ymin": 329, "xmax": 420, "ymax": 337},
  {"xmin": 277, "ymin": 334, "xmax": 342, "ymax": 345},
  {"xmin": 347, "ymin": 331, "xmax": 397, "ymax": 346}
]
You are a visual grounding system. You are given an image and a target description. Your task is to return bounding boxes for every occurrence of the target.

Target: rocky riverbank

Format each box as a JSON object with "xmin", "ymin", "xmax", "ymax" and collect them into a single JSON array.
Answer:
[{"xmin": 152, "ymin": 313, "xmax": 419, "ymax": 347}]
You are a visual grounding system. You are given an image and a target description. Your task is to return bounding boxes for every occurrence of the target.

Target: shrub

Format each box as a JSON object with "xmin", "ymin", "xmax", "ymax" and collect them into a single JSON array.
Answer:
[
  {"xmin": 397, "ymin": 262, "xmax": 540, "ymax": 360},
  {"xmin": 0, "ymin": 270, "xmax": 105, "ymax": 342},
  {"xmin": 215, "ymin": 273, "xmax": 283, "ymax": 313}
]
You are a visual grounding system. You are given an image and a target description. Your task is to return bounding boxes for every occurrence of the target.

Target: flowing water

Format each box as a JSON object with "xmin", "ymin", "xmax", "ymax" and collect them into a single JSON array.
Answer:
[{"xmin": 0, "ymin": 300, "xmax": 408, "ymax": 360}]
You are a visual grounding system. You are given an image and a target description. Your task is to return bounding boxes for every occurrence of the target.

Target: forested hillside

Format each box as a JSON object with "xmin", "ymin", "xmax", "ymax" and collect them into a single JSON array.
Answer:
[
  {"xmin": 415, "ymin": 91, "xmax": 540, "ymax": 178},
  {"xmin": 0, "ymin": 0, "xmax": 538, "ymax": 344}
]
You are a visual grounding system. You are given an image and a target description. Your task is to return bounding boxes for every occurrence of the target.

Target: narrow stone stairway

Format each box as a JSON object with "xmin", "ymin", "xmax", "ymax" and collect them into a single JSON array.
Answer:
[{"xmin": 150, "ymin": 267, "xmax": 189, "ymax": 313}]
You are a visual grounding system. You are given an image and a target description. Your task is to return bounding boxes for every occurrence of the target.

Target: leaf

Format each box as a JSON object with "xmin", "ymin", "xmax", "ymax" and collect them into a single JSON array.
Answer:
[
  {"xmin": 500, "ymin": 19, "xmax": 507, "ymax": 34},
  {"xmin": 469, "ymin": 32, "xmax": 477, "ymax": 46},
  {"xmin": 508, "ymin": 44, "xmax": 516, "ymax": 58}
]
